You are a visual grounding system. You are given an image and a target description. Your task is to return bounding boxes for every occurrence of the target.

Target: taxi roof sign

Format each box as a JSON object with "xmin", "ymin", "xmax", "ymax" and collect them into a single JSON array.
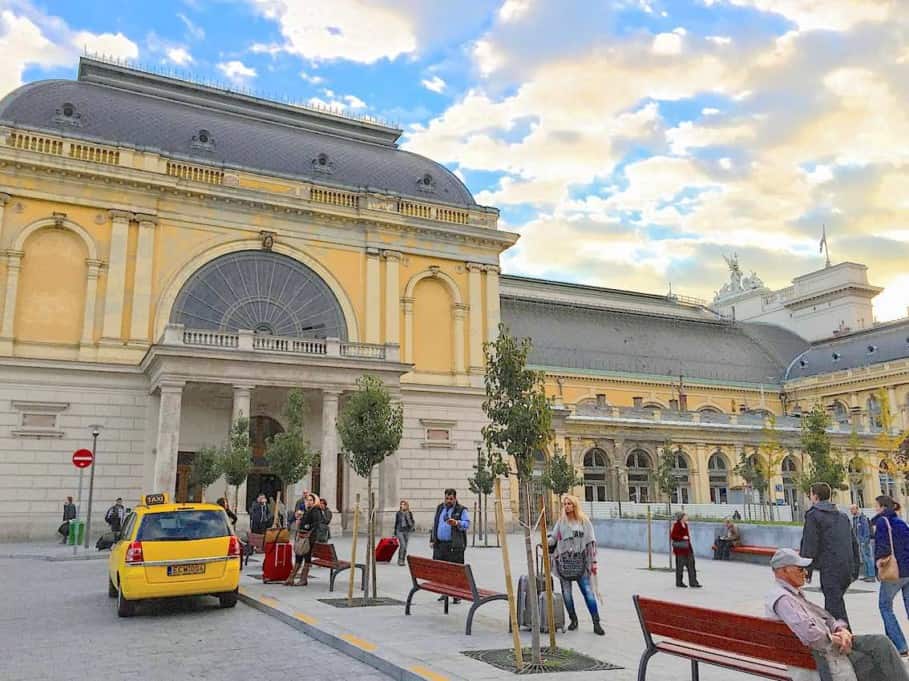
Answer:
[{"xmin": 142, "ymin": 492, "xmax": 170, "ymax": 506}]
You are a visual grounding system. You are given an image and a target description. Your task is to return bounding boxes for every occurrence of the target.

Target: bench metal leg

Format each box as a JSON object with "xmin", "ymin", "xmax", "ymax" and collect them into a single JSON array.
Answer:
[
  {"xmin": 466, "ymin": 603, "xmax": 479, "ymax": 635},
  {"xmin": 637, "ymin": 648, "xmax": 657, "ymax": 681},
  {"xmin": 443, "ymin": 595, "xmax": 449, "ymax": 614},
  {"xmin": 405, "ymin": 586, "xmax": 420, "ymax": 615},
  {"xmin": 690, "ymin": 659, "xmax": 700, "ymax": 681}
]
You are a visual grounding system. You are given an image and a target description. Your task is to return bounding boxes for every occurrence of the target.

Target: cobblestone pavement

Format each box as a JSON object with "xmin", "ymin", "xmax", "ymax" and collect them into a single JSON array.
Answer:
[{"xmin": 0, "ymin": 558, "xmax": 392, "ymax": 681}]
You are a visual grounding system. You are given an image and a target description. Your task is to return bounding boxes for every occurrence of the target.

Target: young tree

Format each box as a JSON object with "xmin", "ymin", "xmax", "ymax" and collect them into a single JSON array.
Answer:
[
  {"xmin": 734, "ymin": 449, "xmax": 768, "ymax": 518},
  {"xmin": 654, "ymin": 438, "xmax": 680, "ymax": 516},
  {"xmin": 265, "ymin": 389, "xmax": 318, "ymax": 525},
  {"xmin": 482, "ymin": 325, "xmax": 553, "ymax": 668},
  {"xmin": 468, "ymin": 447, "xmax": 495, "ymax": 545},
  {"xmin": 337, "ymin": 374, "xmax": 403, "ymax": 601},
  {"xmin": 189, "ymin": 446, "xmax": 221, "ymax": 502},
  {"xmin": 800, "ymin": 404, "xmax": 846, "ymax": 495},
  {"xmin": 878, "ymin": 389, "xmax": 909, "ymax": 477},
  {"xmin": 757, "ymin": 415, "xmax": 788, "ymax": 520},
  {"xmin": 539, "ymin": 445, "xmax": 583, "ymax": 527},
  {"xmin": 219, "ymin": 417, "xmax": 251, "ymax": 513}
]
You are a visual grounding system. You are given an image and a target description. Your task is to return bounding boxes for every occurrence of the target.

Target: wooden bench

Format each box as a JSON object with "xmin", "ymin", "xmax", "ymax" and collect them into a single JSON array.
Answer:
[
  {"xmin": 311, "ymin": 542, "xmax": 366, "ymax": 592},
  {"xmin": 713, "ymin": 542, "xmax": 777, "ymax": 563},
  {"xmin": 634, "ymin": 595, "xmax": 816, "ymax": 680},
  {"xmin": 405, "ymin": 556, "xmax": 508, "ymax": 635}
]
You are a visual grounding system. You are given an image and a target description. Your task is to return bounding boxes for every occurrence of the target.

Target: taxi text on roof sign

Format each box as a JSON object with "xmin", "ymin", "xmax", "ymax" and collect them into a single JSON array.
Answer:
[{"xmin": 143, "ymin": 493, "xmax": 169, "ymax": 506}]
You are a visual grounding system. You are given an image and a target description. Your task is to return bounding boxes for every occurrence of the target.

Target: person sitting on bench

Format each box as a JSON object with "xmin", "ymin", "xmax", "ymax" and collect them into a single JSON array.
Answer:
[
  {"xmin": 713, "ymin": 517, "xmax": 740, "ymax": 560},
  {"xmin": 766, "ymin": 548, "xmax": 909, "ymax": 681}
]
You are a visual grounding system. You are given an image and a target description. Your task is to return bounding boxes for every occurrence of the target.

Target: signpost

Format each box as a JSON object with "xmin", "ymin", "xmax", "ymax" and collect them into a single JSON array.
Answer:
[
  {"xmin": 83, "ymin": 428, "xmax": 101, "ymax": 550},
  {"xmin": 71, "ymin": 448, "xmax": 94, "ymax": 554}
]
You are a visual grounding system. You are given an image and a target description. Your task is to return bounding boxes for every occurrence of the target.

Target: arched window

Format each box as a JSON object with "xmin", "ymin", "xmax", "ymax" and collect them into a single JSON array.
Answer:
[
  {"xmin": 868, "ymin": 395, "xmax": 883, "ymax": 432},
  {"xmin": 670, "ymin": 450, "xmax": 691, "ymax": 504},
  {"xmin": 848, "ymin": 458, "xmax": 865, "ymax": 507},
  {"xmin": 708, "ymin": 452, "xmax": 729, "ymax": 503},
  {"xmin": 781, "ymin": 455, "xmax": 799, "ymax": 508},
  {"xmin": 626, "ymin": 449, "xmax": 652, "ymax": 503},
  {"xmin": 880, "ymin": 461, "xmax": 897, "ymax": 497},
  {"xmin": 583, "ymin": 448, "xmax": 609, "ymax": 503},
  {"xmin": 699, "ymin": 406, "xmax": 723, "ymax": 423},
  {"xmin": 831, "ymin": 401, "xmax": 849, "ymax": 426}
]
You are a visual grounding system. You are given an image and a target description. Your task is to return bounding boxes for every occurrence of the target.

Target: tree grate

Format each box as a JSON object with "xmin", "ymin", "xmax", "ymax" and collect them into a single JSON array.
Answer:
[
  {"xmin": 317, "ymin": 597, "xmax": 405, "ymax": 608},
  {"xmin": 462, "ymin": 647, "xmax": 623, "ymax": 674}
]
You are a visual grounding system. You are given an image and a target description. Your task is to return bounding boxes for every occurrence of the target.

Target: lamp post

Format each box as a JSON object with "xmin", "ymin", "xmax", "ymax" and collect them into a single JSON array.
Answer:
[{"xmin": 83, "ymin": 427, "xmax": 101, "ymax": 549}]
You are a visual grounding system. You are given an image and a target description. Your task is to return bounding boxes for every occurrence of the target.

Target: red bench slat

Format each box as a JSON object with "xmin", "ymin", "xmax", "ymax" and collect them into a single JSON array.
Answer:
[
  {"xmin": 656, "ymin": 642, "xmax": 791, "ymax": 680},
  {"xmin": 733, "ymin": 546, "xmax": 777, "ymax": 556}
]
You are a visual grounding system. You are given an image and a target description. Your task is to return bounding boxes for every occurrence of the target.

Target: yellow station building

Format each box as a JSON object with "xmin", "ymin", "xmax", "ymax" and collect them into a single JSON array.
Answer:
[{"xmin": 0, "ymin": 58, "xmax": 906, "ymax": 539}]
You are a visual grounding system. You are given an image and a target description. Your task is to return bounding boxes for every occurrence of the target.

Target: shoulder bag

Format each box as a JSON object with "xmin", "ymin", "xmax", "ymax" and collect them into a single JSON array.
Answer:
[
  {"xmin": 877, "ymin": 517, "xmax": 901, "ymax": 583},
  {"xmin": 294, "ymin": 530, "xmax": 311, "ymax": 557}
]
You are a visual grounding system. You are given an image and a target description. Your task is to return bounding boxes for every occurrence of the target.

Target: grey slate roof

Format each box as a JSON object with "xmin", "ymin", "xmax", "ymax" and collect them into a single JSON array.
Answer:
[
  {"xmin": 785, "ymin": 318, "xmax": 909, "ymax": 379},
  {"xmin": 501, "ymin": 297, "xmax": 809, "ymax": 384},
  {"xmin": 0, "ymin": 60, "xmax": 476, "ymax": 206}
]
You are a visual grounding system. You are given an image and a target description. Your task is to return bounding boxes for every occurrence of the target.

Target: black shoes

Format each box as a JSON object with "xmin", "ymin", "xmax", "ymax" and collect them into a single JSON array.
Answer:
[
  {"xmin": 592, "ymin": 618, "xmax": 605, "ymax": 636},
  {"xmin": 691, "ymin": 583, "xmax": 703, "ymax": 588},
  {"xmin": 676, "ymin": 583, "xmax": 688, "ymax": 588},
  {"xmin": 568, "ymin": 618, "xmax": 578, "ymax": 631}
]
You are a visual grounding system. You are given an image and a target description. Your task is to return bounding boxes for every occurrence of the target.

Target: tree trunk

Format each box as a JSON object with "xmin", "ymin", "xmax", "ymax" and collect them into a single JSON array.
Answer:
[
  {"xmin": 522, "ymin": 478, "xmax": 542, "ymax": 665},
  {"xmin": 483, "ymin": 493, "xmax": 489, "ymax": 547},
  {"xmin": 368, "ymin": 470, "xmax": 377, "ymax": 600}
]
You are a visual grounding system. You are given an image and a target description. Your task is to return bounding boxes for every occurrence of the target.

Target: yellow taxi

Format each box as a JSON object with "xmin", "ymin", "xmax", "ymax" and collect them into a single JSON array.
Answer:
[{"xmin": 108, "ymin": 493, "xmax": 242, "ymax": 617}]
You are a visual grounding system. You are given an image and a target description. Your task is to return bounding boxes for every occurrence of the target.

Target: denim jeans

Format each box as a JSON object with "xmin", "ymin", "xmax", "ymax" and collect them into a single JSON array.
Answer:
[
  {"xmin": 395, "ymin": 530, "xmax": 410, "ymax": 564},
  {"xmin": 559, "ymin": 574, "xmax": 599, "ymax": 621},
  {"xmin": 859, "ymin": 540, "xmax": 875, "ymax": 579},
  {"xmin": 879, "ymin": 576, "xmax": 909, "ymax": 653}
]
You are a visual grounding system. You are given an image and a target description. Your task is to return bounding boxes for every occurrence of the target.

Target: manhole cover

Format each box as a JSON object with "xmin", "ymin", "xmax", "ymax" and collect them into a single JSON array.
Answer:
[{"xmin": 462, "ymin": 647, "xmax": 623, "ymax": 674}]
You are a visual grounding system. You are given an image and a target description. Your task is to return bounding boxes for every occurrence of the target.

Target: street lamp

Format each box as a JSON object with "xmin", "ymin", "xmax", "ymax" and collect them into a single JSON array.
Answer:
[{"xmin": 83, "ymin": 426, "xmax": 101, "ymax": 549}]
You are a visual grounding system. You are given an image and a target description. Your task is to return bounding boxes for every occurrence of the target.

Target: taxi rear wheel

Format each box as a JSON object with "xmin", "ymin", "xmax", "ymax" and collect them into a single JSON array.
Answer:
[
  {"xmin": 108, "ymin": 577, "xmax": 117, "ymax": 598},
  {"xmin": 218, "ymin": 590, "xmax": 238, "ymax": 609},
  {"xmin": 117, "ymin": 578, "xmax": 136, "ymax": 618}
]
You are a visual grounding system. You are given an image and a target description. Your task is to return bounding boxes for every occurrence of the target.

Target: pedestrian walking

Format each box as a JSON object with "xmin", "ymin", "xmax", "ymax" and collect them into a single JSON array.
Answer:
[
  {"xmin": 58, "ymin": 496, "xmax": 76, "ymax": 543},
  {"xmin": 801, "ymin": 483, "xmax": 859, "ymax": 625},
  {"xmin": 395, "ymin": 499, "xmax": 415, "ymax": 566},
  {"xmin": 216, "ymin": 497, "xmax": 237, "ymax": 528},
  {"xmin": 285, "ymin": 492, "xmax": 323, "ymax": 586},
  {"xmin": 871, "ymin": 495, "xmax": 909, "ymax": 656},
  {"xmin": 430, "ymin": 488, "xmax": 469, "ymax": 603},
  {"xmin": 318, "ymin": 498, "xmax": 332, "ymax": 541},
  {"xmin": 671, "ymin": 512, "xmax": 702, "ymax": 588},
  {"xmin": 548, "ymin": 494, "xmax": 604, "ymax": 635},
  {"xmin": 766, "ymin": 548, "xmax": 909, "ymax": 681},
  {"xmin": 851, "ymin": 504, "xmax": 875, "ymax": 582},
  {"xmin": 249, "ymin": 493, "xmax": 273, "ymax": 534},
  {"xmin": 713, "ymin": 517, "xmax": 741, "ymax": 560},
  {"xmin": 104, "ymin": 497, "xmax": 126, "ymax": 533}
]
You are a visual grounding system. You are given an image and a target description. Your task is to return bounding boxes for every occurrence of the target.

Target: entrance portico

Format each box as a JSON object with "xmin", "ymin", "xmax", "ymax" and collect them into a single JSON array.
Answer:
[{"xmin": 143, "ymin": 324, "xmax": 407, "ymax": 526}]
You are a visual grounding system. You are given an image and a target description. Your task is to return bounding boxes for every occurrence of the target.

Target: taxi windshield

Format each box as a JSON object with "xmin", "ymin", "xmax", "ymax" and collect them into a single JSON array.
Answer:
[{"xmin": 136, "ymin": 510, "xmax": 230, "ymax": 541}]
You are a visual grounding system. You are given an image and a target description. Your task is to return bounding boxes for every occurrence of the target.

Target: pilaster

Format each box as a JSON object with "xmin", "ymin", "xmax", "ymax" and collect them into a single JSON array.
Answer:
[
  {"xmin": 78, "ymin": 259, "xmax": 103, "ymax": 360},
  {"xmin": 401, "ymin": 297, "xmax": 414, "ymax": 364},
  {"xmin": 232, "ymin": 384, "xmax": 254, "ymax": 518},
  {"xmin": 153, "ymin": 381, "xmax": 185, "ymax": 495},
  {"xmin": 101, "ymin": 210, "xmax": 134, "ymax": 342},
  {"xmin": 320, "ymin": 390, "xmax": 341, "ymax": 521},
  {"xmin": 0, "ymin": 250, "xmax": 24, "ymax": 354},
  {"xmin": 453, "ymin": 302, "xmax": 467, "ymax": 379},
  {"xmin": 365, "ymin": 247, "xmax": 381, "ymax": 344},
  {"xmin": 467, "ymin": 263, "xmax": 484, "ymax": 372},
  {"xmin": 484, "ymin": 264, "xmax": 500, "ymax": 343},
  {"xmin": 0, "ymin": 193, "xmax": 11, "ymax": 246},
  {"xmin": 382, "ymin": 251, "xmax": 401, "ymax": 345},
  {"xmin": 129, "ymin": 214, "xmax": 157, "ymax": 343}
]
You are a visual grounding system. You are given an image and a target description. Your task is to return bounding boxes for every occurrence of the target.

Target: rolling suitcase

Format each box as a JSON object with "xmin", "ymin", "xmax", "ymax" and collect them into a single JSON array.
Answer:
[
  {"xmin": 375, "ymin": 537, "xmax": 399, "ymax": 562},
  {"xmin": 262, "ymin": 541, "xmax": 293, "ymax": 583},
  {"xmin": 538, "ymin": 591, "xmax": 566, "ymax": 633}
]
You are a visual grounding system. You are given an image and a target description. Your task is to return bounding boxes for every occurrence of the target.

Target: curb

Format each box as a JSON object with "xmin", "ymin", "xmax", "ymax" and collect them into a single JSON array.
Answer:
[
  {"xmin": 2, "ymin": 552, "xmax": 109, "ymax": 562},
  {"xmin": 237, "ymin": 588, "xmax": 454, "ymax": 681}
]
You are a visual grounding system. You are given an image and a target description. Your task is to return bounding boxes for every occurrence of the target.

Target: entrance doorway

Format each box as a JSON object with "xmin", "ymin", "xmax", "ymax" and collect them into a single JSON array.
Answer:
[
  {"xmin": 175, "ymin": 451, "xmax": 203, "ymax": 503},
  {"xmin": 245, "ymin": 415, "xmax": 285, "ymax": 511}
]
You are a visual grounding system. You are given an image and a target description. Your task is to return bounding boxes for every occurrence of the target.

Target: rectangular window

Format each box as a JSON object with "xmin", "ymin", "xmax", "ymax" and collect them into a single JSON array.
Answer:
[
  {"xmin": 137, "ymin": 510, "xmax": 230, "ymax": 541},
  {"xmin": 420, "ymin": 419, "xmax": 456, "ymax": 448},
  {"xmin": 426, "ymin": 428, "xmax": 450, "ymax": 442},
  {"xmin": 22, "ymin": 413, "xmax": 56, "ymax": 428},
  {"xmin": 11, "ymin": 400, "xmax": 67, "ymax": 438}
]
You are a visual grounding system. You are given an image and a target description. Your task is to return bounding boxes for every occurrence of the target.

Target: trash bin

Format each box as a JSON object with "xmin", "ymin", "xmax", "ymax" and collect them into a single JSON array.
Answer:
[{"xmin": 68, "ymin": 519, "xmax": 84, "ymax": 546}]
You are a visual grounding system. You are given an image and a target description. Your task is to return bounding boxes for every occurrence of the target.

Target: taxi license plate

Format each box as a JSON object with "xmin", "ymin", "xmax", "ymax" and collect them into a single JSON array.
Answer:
[{"xmin": 167, "ymin": 563, "xmax": 205, "ymax": 576}]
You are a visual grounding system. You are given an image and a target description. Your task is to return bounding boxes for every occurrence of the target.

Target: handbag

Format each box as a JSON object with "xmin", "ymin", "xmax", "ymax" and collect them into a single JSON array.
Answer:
[
  {"xmin": 877, "ymin": 517, "xmax": 901, "ymax": 583},
  {"xmin": 672, "ymin": 540, "xmax": 689, "ymax": 550},
  {"xmin": 556, "ymin": 551, "xmax": 586, "ymax": 580},
  {"xmin": 294, "ymin": 530, "xmax": 311, "ymax": 556}
]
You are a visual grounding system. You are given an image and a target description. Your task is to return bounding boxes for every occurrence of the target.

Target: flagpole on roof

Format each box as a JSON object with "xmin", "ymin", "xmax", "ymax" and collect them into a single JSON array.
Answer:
[{"xmin": 819, "ymin": 224, "xmax": 831, "ymax": 268}]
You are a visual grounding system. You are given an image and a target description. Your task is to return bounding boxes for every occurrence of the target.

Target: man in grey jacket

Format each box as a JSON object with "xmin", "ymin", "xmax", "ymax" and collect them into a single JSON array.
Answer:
[{"xmin": 800, "ymin": 483, "xmax": 860, "ymax": 625}]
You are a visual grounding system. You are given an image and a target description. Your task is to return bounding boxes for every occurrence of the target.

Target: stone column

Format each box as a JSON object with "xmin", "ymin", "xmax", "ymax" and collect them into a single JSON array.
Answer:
[
  {"xmin": 365, "ymin": 247, "xmax": 381, "ymax": 344},
  {"xmin": 320, "ymin": 390, "xmax": 341, "ymax": 523},
  {"xmin": 0, "ymin": 193, "xmax": 10, "ymax": 243},
  {"xmin": 466, "ymin": 263, "xmax": 484, "ymax": 372},
  {"xmin": 383, "ymin": 251, "xmax": 401, "ymax": 345},
  {"xmin": 232, "ymin": 385, "xmax": 253, "ymax": 516},
  {"xmin": 153, "ymin": 381, "xmax": 184, "ymax": 495},
  {"xmin": 102, "ymin": 210, "xmax": 133, "ymax": 341},
  {"xmin": 0, "ymin": 250, "xmax": 24, "ymax": 353},
  {"xmin": 78, "ymin": 259, "xmax": 103, "ymax": 358},
  {"xmin": 453, "ymin": 303, "xmax": 467, "ymax": 377},
  {"xmin": 129, "ymin": 214, "xmax": 157, "ymax": 342},
  {"xmin": 401, "ymin": 297, "xmax": 414, "ymax": 364},
  {"xmin": 484, "ymin": 265, "xmax": 501, "ymax": 343}
]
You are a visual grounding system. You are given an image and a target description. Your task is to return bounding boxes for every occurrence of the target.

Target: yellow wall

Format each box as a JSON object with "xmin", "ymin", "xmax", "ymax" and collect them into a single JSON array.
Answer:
[{"xmin": 413, "ymin": 277, "xmax": 453, "ymax": 373}]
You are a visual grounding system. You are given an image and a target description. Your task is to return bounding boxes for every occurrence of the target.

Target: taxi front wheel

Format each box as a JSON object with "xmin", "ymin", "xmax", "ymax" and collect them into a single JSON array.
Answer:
[
  {"xmin": 218, "ymin": 590, "xmax": 238, "ymax": 609},
  {"xmin": 117, "ymin": 579, "xmax": 136, "ymax": 618}
]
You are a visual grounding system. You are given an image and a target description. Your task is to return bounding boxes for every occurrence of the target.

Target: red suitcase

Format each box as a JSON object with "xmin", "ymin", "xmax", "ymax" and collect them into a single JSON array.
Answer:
[
  {"xmin": 375, "ymin": 537, "xmax": 399, "ymax": 562},
  {"xmin": 262, "ymin": 541, "xmax": 293, "ymax": 583}
]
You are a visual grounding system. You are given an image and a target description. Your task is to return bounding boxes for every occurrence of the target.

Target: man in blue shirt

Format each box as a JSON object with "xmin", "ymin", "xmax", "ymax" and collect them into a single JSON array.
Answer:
[{"xmin": 430, "ymin": 488, "xmax": 470, "ymax": 603}]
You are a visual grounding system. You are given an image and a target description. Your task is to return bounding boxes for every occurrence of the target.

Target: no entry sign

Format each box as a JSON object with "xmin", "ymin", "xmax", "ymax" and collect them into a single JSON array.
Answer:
[{"xmin": 72, "ymin": 449, "xmax": 94, "ymax": 468}]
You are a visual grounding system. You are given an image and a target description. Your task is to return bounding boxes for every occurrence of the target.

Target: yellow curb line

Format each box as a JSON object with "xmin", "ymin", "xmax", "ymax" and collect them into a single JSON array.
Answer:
[
  {"xmin": 258, "ymin": 595, "xmax": 279, "ymax": 608},
  {"xmin": 408, "ymin": 666, "xmax": 450, "ymax": 681},
  {"xmin": 341, "ymin": 634, "xmax": 378, "ymax": 652},
  {"xmin": 293, "ymin": 611, "xmax": 317, "ymax": 625}
]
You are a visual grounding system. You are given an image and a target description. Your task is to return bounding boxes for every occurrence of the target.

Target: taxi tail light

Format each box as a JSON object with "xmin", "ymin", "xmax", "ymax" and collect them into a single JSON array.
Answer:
[
  {"xmin": 227, "ymin": 535, "xmax": 241, "ymax": 558},
  {"xmin": 125, "ymin": 540, "xmax": 144, "ymax": 564}
]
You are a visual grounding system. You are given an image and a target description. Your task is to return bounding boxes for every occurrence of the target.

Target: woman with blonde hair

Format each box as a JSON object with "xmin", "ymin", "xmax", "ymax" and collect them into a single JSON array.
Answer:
[
  {"xmin": 285, "ymin": 491, "xmax": 323, "ymax": 586},
  {"xmin": 547, "ymin": 494, "xmax": 604, "ymax": 635},
  {"xmin": 394, "ymin": 499, "xmax": 415, "ymax": 566}
]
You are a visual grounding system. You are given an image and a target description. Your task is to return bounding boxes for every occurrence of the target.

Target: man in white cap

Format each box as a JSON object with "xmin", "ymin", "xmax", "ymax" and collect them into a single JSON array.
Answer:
[{"xmin": 766, "ymin": 548, "xmax": 908, "ymax": 681}]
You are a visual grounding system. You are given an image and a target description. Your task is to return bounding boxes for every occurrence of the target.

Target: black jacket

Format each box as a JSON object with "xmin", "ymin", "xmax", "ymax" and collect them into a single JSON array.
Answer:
[
  {"xmin": 249, "ymin": 503, "xmax": 273, "ymax": 533},
  {"xmin": 62, "ymin": 503, "xmax": 76, "ymax": 521},
  {"xmin": 395, "ymin": 510, "xmax": 415, "ymax": 534},
  {"xmin": 431, "ymin": 502, "xmax": 467, "ymax": 550},
  {"xmin": 801, "ymin": 501, "xmax": 860, "ymax": 582}
]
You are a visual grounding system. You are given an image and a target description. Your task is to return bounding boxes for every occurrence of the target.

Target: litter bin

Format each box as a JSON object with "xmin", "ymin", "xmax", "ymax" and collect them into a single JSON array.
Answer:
[{"xmin": 68, "ymin": 519, "xmax": 84, "ymax": 546}]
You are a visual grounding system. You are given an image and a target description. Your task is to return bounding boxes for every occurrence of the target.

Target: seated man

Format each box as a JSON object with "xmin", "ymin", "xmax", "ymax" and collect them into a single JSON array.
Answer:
[
  {"xmin": 714, "ymin": 518, "xmax": 741, "ymax": 560},
  {"xmin": 766, "ymin": 548, "xmax": 909, "ymax": 681}
]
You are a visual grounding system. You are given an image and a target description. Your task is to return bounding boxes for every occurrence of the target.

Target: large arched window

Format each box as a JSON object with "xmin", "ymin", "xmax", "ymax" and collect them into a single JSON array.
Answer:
[
  {"xmin": 880, "ymin": 461, "xmax": 897, "ymax": 497},
  {"xmin": 708, "ymin": 452, "xmax": 729, "ymax": 503},
  {"xmin": 781, "ymin": 455, "xmax": 799, "ymax": 507},
  {"xmin": 626, "ymin": 449, "xmax": 652, "ymax": 503},
  {"xmin": 699, "ymin": 406, "xmax": 723, "ymax": 423},
  {"xmin": 583, "ymin": 448, "xmax": 609, "ymax": 502},
  {"xmin": 170, "ymin": 250, "xmax": 348, "ymax": 339},
  {"xmin": 868, "ymin": 395, "xmax": 883, "ymax": 432},
  {"xmin": 670, "ymin": 451, "xmax": 691, "ymax": 504},
  {"xmin": 831, "ymin": 401, "xmax": 849, "ymax": 426}
]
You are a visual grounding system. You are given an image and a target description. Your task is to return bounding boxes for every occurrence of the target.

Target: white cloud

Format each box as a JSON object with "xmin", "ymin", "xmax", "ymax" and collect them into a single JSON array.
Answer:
[
  {"xmin": 165, "ymin": 46, "xmax": 193, "ymax": 66},
  {"xmin": 717, "ymin": 0, "xmax": 892, "ymax": 32},
  {"xmin": 498, "ymin": 0, "xmax": 532, "ymax": 22},
  {"xmin": 177, "ymin": 12, "xmax": 205, "ymax": 40},
  {"xmin": 702, "ymin": 107, "xmax": 721, "ymax": 115},
  {"xmin": 300, "ymin": 70, "xmax": 324, "ymax": 85},
  {"xmin": 217, "ymin": 60, "xmax": 257, "ymax": 84},
  {"xmin": 706, "ymin": 35, "xmax": 732, "ymax": 46},
  {"xmin": 343, "ymin": 94, "xmax": 367, "ymax": 109},
  {"xmin": 652, "ymin": 30, "xmax": 685, "ymax": 56},
  {"xmin": 307, "ymin": 91, "xmax": 369, "ymax": 112},
  {"xmin": 247, "ymin": 0, "xmax": 416, "ymax": 63},
  {"xmin": 421, "ymin": 75, "xmax": 446, "ymax": 93}
]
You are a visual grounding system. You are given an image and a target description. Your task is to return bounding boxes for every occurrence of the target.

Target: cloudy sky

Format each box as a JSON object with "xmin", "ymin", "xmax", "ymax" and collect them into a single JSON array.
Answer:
[{"xmin": 3, "ymin": 0, "xmax": 907, "ymax": 321}]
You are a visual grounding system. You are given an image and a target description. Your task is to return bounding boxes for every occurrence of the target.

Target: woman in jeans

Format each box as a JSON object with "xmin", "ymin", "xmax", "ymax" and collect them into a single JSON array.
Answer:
[
  {"xmin": 872, "ymin": 495, "xmax": 909, "ymax": 655},
  {"xmin": 671, "ymin": 512, "xmax": 702, "ymax": 588},
  {"xmin": 285, "ymin": 492, "xmax": 323, "ymax": 587},
  {"xmin": 394, "ymin": 499, "xmax": 415, "ymax": 566},
  {"xmin": 548, "ymin": 494, "xmax": 604, "ymax": 635}
]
